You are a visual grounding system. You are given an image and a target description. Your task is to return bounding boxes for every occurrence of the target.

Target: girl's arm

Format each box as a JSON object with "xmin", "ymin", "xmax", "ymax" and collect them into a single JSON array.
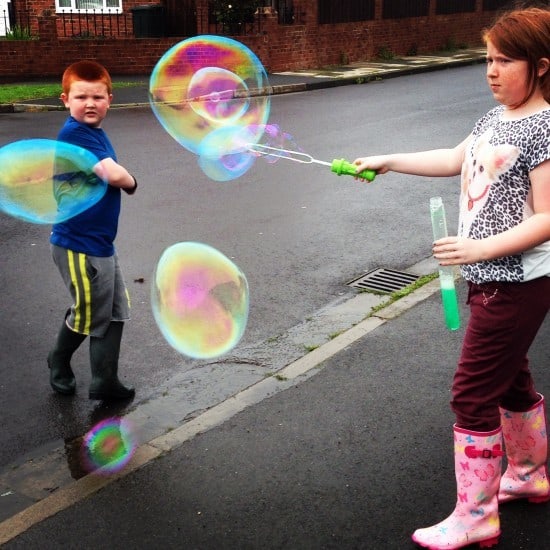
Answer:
[
  {"xmin": 353, "ymin": 135, "xmax": 472, "ymax": 178},
  {"xmin": 434, "ymin": 159, "xmax": 550, "ymax": 264}
]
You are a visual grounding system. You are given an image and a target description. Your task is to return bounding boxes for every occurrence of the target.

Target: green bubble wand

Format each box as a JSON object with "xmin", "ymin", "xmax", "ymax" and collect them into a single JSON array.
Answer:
[
  {"xmin": 247, "ymin": 143, "xmax": 376, "ymax": 182},
  {"xmin": 430, "ymin": 196, "xmax": 461, "ymax": 331}
]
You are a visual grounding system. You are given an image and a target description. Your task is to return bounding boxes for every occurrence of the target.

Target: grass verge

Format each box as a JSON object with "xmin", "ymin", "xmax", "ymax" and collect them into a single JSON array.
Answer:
[{"xmin": 0, "ymin": 81, "xmax": 145, "ymax": 104}]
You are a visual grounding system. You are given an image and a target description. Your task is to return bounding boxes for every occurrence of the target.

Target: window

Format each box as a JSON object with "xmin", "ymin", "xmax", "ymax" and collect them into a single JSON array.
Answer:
[{"xmin": 56, "ymin": 1, "xmax": 122, "ymax": 13}]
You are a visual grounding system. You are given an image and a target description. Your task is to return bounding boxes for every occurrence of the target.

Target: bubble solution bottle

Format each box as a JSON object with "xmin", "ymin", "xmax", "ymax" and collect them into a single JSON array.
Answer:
[{"xmin": 430, "ymin": 196, "xmax": 461, "ymax": 331}]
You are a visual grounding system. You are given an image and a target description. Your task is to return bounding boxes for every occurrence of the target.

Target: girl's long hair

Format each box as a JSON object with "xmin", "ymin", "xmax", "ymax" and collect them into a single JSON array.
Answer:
[{"xmin": 483, "ymin": 7, "xmax": 550, "ymax": 104}]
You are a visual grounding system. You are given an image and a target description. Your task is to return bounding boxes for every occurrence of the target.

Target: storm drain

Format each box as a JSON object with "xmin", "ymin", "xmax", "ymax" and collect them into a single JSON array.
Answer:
[{"xmin": 347, "ymin": 268, "xmax": 420, "ymax": 293}]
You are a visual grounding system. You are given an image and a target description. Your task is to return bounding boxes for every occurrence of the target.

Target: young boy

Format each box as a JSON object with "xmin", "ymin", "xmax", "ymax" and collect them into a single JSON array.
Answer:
[{"xmin": 48, "ymin": 60, "xmax": 137, "ymax": 400}]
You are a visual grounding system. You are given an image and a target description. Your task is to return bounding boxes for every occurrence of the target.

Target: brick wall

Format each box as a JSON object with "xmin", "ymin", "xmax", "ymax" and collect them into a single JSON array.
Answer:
[{"xmin": 0, "ymin": 0, "xmax": 499, "ymax": 81}]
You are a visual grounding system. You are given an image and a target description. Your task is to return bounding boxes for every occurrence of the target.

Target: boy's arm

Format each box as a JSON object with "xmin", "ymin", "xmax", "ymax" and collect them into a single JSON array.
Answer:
[
  {"xmin": 353, "ymin": 135, "xmax": 472, "ymax": 178},
  {"xmin": 94, "ymin": 157, "xmax": 137, "ymax": 194}
]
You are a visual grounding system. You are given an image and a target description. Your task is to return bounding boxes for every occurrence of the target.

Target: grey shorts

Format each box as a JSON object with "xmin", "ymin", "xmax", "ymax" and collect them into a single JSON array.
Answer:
[{"xmin": 51, "ymin": 244, "xmax": 131, "ymax": 337}]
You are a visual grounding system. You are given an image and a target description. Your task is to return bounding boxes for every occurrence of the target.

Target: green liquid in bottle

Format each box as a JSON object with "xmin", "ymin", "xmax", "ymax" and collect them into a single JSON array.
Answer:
[{"xmin": 440, "ymin": 278, "xmax": 461, "ymax": 331}]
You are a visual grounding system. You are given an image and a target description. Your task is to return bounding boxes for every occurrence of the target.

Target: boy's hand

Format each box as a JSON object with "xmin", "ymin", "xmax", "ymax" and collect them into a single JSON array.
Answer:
[{"xmin": 124, "ymin": 176, "xmax": 138, "ymax": 195}]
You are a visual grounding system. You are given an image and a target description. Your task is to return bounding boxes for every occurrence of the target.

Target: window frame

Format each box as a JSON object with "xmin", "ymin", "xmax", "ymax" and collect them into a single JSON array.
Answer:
[{"xmin": 55, "ymin": 1, "xmax": 123, "ymax": 15}]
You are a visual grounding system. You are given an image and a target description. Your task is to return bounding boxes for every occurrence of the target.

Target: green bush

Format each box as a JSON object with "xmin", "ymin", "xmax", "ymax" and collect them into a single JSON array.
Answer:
[
  {"xmin": 4, "ymin": 25, "xmax": 35, "ymax": 41},
  {"xmin": 211, "ymin": 0, "xmax": 260, "ymax": 33}
]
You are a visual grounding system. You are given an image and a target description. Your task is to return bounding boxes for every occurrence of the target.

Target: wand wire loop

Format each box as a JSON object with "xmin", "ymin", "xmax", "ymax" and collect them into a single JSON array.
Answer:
[{"xmin": 246, "ymin": 143, "xmax": 332, "ymax": 166}]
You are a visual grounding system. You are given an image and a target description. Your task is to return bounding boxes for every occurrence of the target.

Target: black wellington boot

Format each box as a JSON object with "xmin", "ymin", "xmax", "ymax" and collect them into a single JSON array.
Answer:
[
  {"xmin": 89, "ymin": 321, "xmax": 135, "ymax": 400},
  {"xmin": 48, "ymin": 321, "xmax": 86, "ymax": 395}
]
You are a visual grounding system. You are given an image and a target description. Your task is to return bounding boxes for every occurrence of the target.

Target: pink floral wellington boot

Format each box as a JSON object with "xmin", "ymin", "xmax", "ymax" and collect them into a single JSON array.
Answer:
[
  {"xmin": 499, "ymin": 393, "xmax": 550, "ymax": 504},
  {"xmin": 412, "ymin": 425, "xmax": 503, "ymax": 550}
]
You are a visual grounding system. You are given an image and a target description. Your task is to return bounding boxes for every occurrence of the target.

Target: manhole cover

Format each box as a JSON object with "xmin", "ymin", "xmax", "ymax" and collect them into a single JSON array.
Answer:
[{"xmin": 347, "ymin": 268, "xmax": 419, "ymax": 293}]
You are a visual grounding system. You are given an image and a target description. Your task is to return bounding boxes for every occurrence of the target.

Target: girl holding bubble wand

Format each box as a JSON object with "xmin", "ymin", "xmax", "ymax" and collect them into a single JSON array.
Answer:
[{"xmin": 354, "ymin": 7, "xmax": 550, "ymax": 550}]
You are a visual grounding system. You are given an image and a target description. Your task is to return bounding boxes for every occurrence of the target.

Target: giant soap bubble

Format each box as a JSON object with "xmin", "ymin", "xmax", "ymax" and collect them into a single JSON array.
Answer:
[
  {"xmin": 0, "ymin": 139, "xmax": 106, "ymax": 224},
  {"xmin": 149, "ymin": 35, "xmax": 270, "ymax": 180},
  {"xmin": 151, "ymin": 242, "xmax": 249, "ymax": 359},
  {"xmin": 197, "ymin": 125, "xmax": 257, "ymax": 182}
]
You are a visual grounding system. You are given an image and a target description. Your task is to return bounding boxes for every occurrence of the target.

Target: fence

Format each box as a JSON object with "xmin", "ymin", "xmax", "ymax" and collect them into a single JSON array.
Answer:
[
  {"xmin": 58, "ymin": 8, "xmax": 133, "ymax": 38},
  {"xmin": 7, "ymin": 5, "xmax": 274, "ymax": 39},
  {"xmin": 276, "ymin": 0, "xmax": 294, "ymax": 24},
  {"xmin": 383, "ymin": 0, "xmax": 429, "ymax": 18},
  {"xmin": 208, "ymin": 3, "xmax": 263, "ymax": 36},
  {"xmin": 0, "ymin": 9, "xmax": 8, "ymax": 36},
  {"xmin": 318, "ymin": 0, "xmax": 375, "ymax": 24},
  {"xmin": 1, "ymin": 7, "xmax": 31, "ymax": 37},
  {"xmin": 0, "ymin": 1, "xmax": 520, "ymax": 79},
  {"xmin": 5, "ymin": 1, "xmax": 526, "ymax": 40}
]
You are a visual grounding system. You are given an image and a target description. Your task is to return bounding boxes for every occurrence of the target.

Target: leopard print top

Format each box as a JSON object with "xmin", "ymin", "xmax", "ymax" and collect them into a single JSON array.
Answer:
[{"xmin": 458, "ymin": 105, "xmax": 550, "ymax": 284}]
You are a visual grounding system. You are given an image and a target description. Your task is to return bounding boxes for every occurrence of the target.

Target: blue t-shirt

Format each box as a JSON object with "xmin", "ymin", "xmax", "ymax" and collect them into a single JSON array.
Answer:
[{"xmin": 50, "ymin": 116, "xmax": 121, "ymax": 257}]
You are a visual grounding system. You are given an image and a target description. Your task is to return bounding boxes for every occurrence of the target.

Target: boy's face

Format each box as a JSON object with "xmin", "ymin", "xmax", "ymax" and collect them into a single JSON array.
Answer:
[{"xmin": 60, "ymin": 80, "xmax": 112, "ymax": 128}]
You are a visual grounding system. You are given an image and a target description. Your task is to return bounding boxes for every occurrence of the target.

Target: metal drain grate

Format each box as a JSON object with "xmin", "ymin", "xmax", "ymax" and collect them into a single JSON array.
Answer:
[{"xmin": 347, "ymin": 268, "xmax": 420, "ymax": 293}]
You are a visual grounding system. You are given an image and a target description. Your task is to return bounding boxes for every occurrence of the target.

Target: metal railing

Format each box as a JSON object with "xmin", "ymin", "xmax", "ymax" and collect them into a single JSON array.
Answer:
[
  {"xmin": 436, "ymin": 0, "xmax": 476, "ymax": 14},
  {"xmin": 7, "ymin": 0, "xmax": 519, "ymax": 42},
  {"xmin": 1, "ymin": 8, "xmax": 31, "ymax": 38},
  {"xmin": 318, "ymin": 0, "xmax": 375, "ymax": 24},
  {"xmin": 0, "ymin": 9, "xmax": 10, "ymax": 36},
  {"xmin": 276, "ymin": 0, "xmax": 294, "ymax": 24},
  {"xmin": 208, "ymin": 3, "xmax": 263, "ymax": 36},
  {"xmin": 58, "ymin": 8, "xmax": 132, "ymax": 38},
  {"xmin": 383, "ymin": 0, "xmax": 429, "ymax": 19}
]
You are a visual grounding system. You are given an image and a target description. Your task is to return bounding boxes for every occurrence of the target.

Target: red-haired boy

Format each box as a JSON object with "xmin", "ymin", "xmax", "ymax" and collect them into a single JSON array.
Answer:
[{"xmin": 49, "ymin": 60, "xmax": 137, "ymax": 400}]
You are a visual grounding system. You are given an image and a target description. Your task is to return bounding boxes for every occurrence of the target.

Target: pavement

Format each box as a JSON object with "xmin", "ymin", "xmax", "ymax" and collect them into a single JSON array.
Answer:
[
  {"xmin": 4, "ymin": 47, "xmax": 487, "ymax": 111},
  {"xmin": 2, "ymin": 48, "xmax": 550, "ymax": 549}
]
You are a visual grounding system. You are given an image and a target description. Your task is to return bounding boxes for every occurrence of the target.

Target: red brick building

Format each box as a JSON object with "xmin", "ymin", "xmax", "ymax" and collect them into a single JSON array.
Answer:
[{"xmin": 0, "ymin": 0, "xmax": 513, "ymax": 80}]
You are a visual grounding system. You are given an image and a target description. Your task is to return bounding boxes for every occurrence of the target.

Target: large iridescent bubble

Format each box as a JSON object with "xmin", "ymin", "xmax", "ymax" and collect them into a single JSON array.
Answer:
[
  {"xmin": 151, "ymin": 242, "xmax": 249, "ymax": 359},
  {"xmin": 149, "ymin": 35, "xmax": 270, "ymax": 180},
  {"xmin": 197, "ymin": 125, "xmax": 257, "ymax": 182},
  {"xmin": 0, "ymin": 139, "xmax": 107, "ymax": 224}
]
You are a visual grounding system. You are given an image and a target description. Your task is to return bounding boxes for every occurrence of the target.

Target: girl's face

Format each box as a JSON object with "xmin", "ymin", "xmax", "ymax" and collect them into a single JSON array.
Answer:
[
  {"xmin": 60, "ymin": 80, "xmax": 112, "ymax": 128},
  {"xmin": 485, "ymin": 41, "xmax": 532, "ymax": 109}
]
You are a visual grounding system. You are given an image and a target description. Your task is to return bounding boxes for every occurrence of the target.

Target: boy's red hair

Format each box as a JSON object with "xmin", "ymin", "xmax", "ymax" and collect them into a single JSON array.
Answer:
[{"xmin": 62, "ymin": 60, "xmax": 112, "ymax": 95}]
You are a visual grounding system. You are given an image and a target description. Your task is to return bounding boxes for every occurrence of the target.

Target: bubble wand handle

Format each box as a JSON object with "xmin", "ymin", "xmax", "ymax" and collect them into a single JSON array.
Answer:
[
  {"xmin": 247, "ymin": 144, "xmax": 376, "ymax": 181},
  {"xmin": 430, "ymin": 196, "xmax": 461, "ymax": 331},
  {"xmin": 330, "ymin": 158, "xmax": 376, "ymax": 182}
]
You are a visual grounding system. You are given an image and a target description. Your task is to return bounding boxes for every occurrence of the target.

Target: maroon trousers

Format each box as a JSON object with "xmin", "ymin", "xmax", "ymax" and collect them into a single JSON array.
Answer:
[{"xmin": 451, "ymin": 277, "xmax": 550, "ymax": 432}]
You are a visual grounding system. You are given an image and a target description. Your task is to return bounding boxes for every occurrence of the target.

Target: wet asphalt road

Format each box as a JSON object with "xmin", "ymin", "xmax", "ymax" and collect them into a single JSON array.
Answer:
[
  {"xmin": 0, "ymin": 65, "xmax": 495, "ymax": 473},
  {"xmin": 3, "ymin": 286, "xmax": 550, "ymax": 549},
  {"xmin": 1, "ymin": 61, "xmax": 550, "ymax": 550}
]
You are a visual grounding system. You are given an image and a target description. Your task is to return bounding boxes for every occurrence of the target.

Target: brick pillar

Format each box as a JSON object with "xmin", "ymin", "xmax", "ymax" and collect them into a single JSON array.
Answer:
[
  {"xmin": 37, "ymin": 15, "xmax": 57, "ymax": 41},
  {"xmin": 374, "ymin": 0, "xmax": 383, "ymax": 20},
  {"xmin": 195, "ymin": 0, "xmax": 210, "ymax": 34}
]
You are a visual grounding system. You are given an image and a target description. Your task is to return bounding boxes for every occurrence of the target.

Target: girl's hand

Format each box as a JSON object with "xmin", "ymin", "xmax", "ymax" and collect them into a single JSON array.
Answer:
[
  {"xmin": 353, "ymin": 156, "xmax": 391, "ymax": 176},
  {"xmin": 433, "ymin": 236, "xmax": 487, "ymax": 265}
]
